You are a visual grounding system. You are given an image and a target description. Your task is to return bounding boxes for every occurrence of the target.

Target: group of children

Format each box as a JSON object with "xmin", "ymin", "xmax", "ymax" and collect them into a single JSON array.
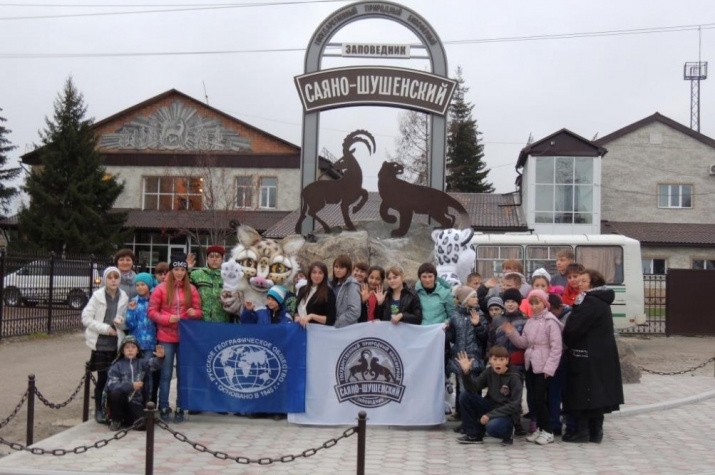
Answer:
[{"xmin": 82, "ymin": 246, "xmax": 608, "ymax": 446}]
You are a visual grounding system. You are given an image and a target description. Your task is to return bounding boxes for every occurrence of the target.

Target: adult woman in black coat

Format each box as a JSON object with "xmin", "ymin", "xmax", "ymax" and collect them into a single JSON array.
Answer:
[
  {"xmin": 294, "ymin": 261, "xmax": 336, "ymax": 327},
  {"xmin": 562, "ymin": 269, "xmax": 623, "ymax": 443},
  {"xmin": 378, "ymin": 266, "xmax": 422, "ymax": 325}
]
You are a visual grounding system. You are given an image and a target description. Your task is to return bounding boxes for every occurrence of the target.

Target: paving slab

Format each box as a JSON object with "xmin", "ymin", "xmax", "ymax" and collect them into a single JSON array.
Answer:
[{"xmin": 0, "ymin": 374, "xmax": 713, "ymax": 475}]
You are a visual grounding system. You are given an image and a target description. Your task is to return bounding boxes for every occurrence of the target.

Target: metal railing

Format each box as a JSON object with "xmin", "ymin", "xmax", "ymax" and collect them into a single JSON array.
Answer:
[{"xmin": 620, "ymin": 274, "xmax": 666, "ymax": 335}]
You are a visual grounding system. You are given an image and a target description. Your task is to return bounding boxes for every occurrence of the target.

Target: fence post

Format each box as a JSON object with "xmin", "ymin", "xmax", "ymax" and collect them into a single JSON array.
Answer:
[
  {"xmin": 145, "ymin": 402, "xmax": 157, "ymax": 475},
  {"xmin": 47, "ymin": 252, "xmax": 55, "ymax": 334},
  {"xmin": 82, "ymin": 361, "xmax": 91, "ymax": 422},
  {"xmin": 356, "ymin": 411, "xmax": 366, "ymax": 475},
  {"xmin": 88, "ymin": 254, "xmax": 95, "ymax": 298},
  {"xmin": 26, "ymin": 374, "xmax": 35, "ymax": 446},
  {"xmin": 0, "ymin": 248, "xmax": 5, "ymax": 341}
]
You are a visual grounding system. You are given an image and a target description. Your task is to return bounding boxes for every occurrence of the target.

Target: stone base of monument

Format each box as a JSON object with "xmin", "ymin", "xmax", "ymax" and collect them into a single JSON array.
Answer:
[{"xmin": 297, "ymin": 221, "xmax": 435, "ymax": 285}]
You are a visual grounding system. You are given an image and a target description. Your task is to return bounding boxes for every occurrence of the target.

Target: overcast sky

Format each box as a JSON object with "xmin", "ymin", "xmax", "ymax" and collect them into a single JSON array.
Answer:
[{"xmin": 1, "ymin": 0, "xmax": 713, "ymax": 210}]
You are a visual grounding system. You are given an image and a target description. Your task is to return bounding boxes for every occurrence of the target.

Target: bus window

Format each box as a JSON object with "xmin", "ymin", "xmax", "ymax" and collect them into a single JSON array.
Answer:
[
  {"xmin": 475, "ymin": 246, "xmax": 523, "ymax": 280},
  {"xmin": 576, "ymin": 246, "xmax": 624, "ymax": 285},
  {"xmin": 525, "ymin": 245, "xmax": 572, "ymax": 279}
]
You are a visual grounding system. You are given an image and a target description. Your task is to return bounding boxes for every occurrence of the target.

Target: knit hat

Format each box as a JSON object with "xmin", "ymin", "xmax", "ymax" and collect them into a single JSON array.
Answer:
[
  {"xmin": 134, "ymin": 272, "xmax": 155, "ymax": 291},
  {"xmin": 526, "ymin": 289, "xmax": 551, "ymax": 309},
  {"xmin": 267, "ymin": 285, "xmax": 287, "ymax": 305},
  {"xmin": 206, "ymin": 245, "xmax": 226, "ymax": 256},
  {"xmin": 502, "ymin": 288, "xmax": 523, "ymax": 305},
  {"xmin": 103, "ymin": 266, "xmax": 120, "ymax": 282},
  {"xmin": 170, "ymin": 254, "xmax": 188, "ymax": 270},
  {"xmin": 531, "ymin": 268, "xmax": 551, "ymax": 283},
  {"xmin": 487, "ymin": 296, "xmax": 505, "ymax": 311},
  {"xmin": 454, "ymin": 285, "xmax": 477, "ymax": 306}
]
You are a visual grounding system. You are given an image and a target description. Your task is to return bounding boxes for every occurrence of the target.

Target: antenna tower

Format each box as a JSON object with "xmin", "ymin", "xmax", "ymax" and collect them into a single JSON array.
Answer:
[{"xmin": 684, "ymin": 26, "xmax": 708, "ymax": 132}]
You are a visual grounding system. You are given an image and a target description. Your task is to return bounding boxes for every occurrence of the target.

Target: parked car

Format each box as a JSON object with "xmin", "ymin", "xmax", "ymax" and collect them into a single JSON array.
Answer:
[{"xmin": 2, "ymin": 259, "xmax": 102, "ymax": 309}]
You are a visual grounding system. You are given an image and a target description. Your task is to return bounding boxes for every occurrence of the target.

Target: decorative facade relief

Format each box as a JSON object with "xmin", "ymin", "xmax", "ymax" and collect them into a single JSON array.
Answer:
[{"xmin": 99, "ymin": 101, "xmax": 253, "ymax": 152}]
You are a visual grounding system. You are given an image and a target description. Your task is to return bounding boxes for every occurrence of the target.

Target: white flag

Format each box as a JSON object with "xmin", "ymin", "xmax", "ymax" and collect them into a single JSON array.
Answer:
[{"xmin": 289, "ymin": 322, "xmax": 446, "ymax": 426}]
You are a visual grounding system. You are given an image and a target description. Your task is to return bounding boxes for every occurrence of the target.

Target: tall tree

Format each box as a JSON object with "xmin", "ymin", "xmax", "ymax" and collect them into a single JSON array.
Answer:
[
  {"xmin": 0, "ymin": 108, "xmax": 21, "ymax": 216},
  {"xmin": 18, "ymin": 78, "xmax": 127, "ymax": 254},
  {"xmin": 387, "ymin": 109, "xmax": 429, "ymax": 185},
  {"xmin": 446, "ymin": 67, "xmax": 494, "ymax": 193}
]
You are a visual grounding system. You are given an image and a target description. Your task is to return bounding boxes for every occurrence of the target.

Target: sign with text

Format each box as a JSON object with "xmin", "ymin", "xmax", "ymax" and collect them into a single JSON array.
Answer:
[
  {"xmin": 341, "ymin": 43, "xmax": 410, "ymax": 58},
  {"xmin": 178, "ymin": 320, "xmax": 306, "ymax": 414},
  {"xmin": 295, "ymin": 66, "xmax": 457, "ymax": 116}
]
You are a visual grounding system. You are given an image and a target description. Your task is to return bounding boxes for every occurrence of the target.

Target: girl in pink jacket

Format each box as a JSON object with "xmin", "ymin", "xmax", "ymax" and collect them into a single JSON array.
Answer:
[
  {"xmin": 148, "ymin": 255, "xmax": 202, "ymax": 423},
  {"xmin": 503, "ymin": 289, "xmax": 563, "ymax": 446}
]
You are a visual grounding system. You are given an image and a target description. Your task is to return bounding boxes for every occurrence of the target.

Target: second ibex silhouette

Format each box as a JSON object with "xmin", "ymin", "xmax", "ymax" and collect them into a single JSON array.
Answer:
[{"xmin": 295, "ymin": 130, "xmax": 373, "ymax": 234}]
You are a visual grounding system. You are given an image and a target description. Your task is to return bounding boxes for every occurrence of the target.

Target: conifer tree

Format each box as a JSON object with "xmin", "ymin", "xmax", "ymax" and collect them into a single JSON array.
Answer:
[
  {"xmin": 446, "ymin": 67, "xmax": 494, "ymax": 193},
  {"xmin": 18, "ymin": 78, "xmax": 127, "ymax": 254},
  {"xmin": 0, "ymin": 108, "xmax": 21, "ymax": 216}
]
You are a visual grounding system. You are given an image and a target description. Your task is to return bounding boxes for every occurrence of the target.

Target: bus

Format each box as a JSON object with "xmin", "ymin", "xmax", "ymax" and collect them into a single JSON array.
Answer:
[{"xmin": 469, "ymin": 234, "xmax": 646, "ymax": 330}]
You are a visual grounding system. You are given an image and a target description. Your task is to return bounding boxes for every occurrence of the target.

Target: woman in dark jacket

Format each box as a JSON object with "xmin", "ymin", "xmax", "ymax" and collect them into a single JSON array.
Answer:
[
  {"xmin": 378, "ymin": 266, "xmax": 422, "ymax": 325},
  {"xmin": 294, "ymin": 261, "xmax": 336, "ymax": 326},
  {"xmin": 562, "ymin": 269, "xmax": 623, "ymax": 444}
]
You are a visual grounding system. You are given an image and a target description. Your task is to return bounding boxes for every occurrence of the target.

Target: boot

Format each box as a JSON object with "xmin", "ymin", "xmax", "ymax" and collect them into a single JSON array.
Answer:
[
  {"xmin": 94, "ymin": 403, "xmax": 106, "ymax": 424},
  {"xmin": 562, "ymin": 418, "xmax": 589, "ymax": 443},
  {"xmin": 589, "ymin": 415, "xmax": 604, "ymax": 443}
]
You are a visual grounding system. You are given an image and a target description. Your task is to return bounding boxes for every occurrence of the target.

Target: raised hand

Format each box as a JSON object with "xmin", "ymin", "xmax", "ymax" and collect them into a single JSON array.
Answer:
[
  {"xmin": 469, "ymin": 309, "xmax": 481, "ymax": 326},
  {"xmin": 154, "ymin": 345, "xmax": 165, "ymax": 358},
  {"xmin": 455, "ymin": 350, "xmax": 474, "ymax": 375},
  {"xmin": 374, "ymin": 285, "xmax": 387, "ymax": 305},
  {"xmin": 244, "ymin": 301, "xmax": 254, "ymax": 311},
  {"xmin": 360, "ymin": 283, "xmax": 371, "ymax": 303},
  {"xmin": 186, "ymin": 253, "xmax": 196, "ymax": 270}
]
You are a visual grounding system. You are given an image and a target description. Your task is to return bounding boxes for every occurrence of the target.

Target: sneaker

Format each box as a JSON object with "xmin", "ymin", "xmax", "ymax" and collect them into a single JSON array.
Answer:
[
  {"xmin": 447, "ymin": 413, "xmax": 462, "ymax": 422},
  {"xmin": 174, "ymin": 408, "xmax": 185, "ymax": 423},
  {"xmin": 457, "ymin": 434, "xmax": 484, "ymax": 444},
  {"xmin": 159, "ymin": 407, "xmax": 172, "ymax": 423},
  {"xmin": 535, "ymin": 431, "xmax": 555, "ymax": 445},
  {"xmin": 528, "ymin": 420, "xmax": 538, "ymax": 433},
  {"xmin": 94, "ymin": 410, "xmax": 107, "ymax": 425},
  {"xmin": 514, "ymin": 422, "xmax": 527, "ymax": 437},
  {"xmin": 502, "ymin": 425, "xmax": 515, "ymax": 445},
  {"xmin": 452, "ymin": 424, "xmax": 464, "ymax": 434},
  {"xmin": 526, "ymin": 430, "xmax": 542, "ymax": 443},
  {"xmin": 109, "ymin": 420, "xmax": 122, "ymax": 432}
]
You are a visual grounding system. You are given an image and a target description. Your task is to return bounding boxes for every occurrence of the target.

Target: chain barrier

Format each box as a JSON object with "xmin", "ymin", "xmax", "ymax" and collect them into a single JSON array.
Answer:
[
  {"xmin": 638, "ymin": 355, "xmax": 715, "ymax": 375},
  {"xmin": 34, "ymin": 375, "xmax": 86, "ymax": 409},
  {"xmin": 0, "ymin": 390, "xmax": 29, "ymax": 431},
  {"xmin": 89, "ymin": 373, "xmax": 98, "ymax": 385},
  {"xmin": 156, "ymin": 419, "xmax": 357, "ymax": 465},
  {"xmin": 0, "ymin": 418, "xmax": 143, "ymax": 455}
]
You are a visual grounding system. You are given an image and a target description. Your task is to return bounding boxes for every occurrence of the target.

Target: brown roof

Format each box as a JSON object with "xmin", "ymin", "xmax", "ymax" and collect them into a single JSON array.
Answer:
[
  {"xmin": 516, "ymin": 128, "xmax": 607, "ymax": 169},
  {"xmin": 601, "ymin": 221, "xmax": 715, "ymax": 247},
  {"xmin": 121, "ymin": 209, "xmax": 290, "ymax": 232},
  {"xmin": 263, "ymin": 192, "xmax": 528, "ymax": 238},
  {"xmin": 594, "ymin": 112, "xmax": 715, "ymax": 149}
]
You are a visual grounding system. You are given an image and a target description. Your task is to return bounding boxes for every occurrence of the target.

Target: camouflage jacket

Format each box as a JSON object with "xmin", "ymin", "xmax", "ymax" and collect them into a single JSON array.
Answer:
[{"xmin": 190, "ymin": 266, "xmax": 229, "ymax": 323}]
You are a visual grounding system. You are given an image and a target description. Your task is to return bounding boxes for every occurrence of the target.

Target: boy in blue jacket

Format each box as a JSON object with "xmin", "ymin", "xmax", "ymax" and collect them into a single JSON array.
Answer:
[
  {"xmin": 106, "ymin": 335, "xmax": 164, "ymax": 431},
  {"xmin": 240, "ymin": 286, "xmax": 293, "ymax": 325},
  {"xmin": 123, "ymin": 272, "xmax": 159, "ymax": 403}
]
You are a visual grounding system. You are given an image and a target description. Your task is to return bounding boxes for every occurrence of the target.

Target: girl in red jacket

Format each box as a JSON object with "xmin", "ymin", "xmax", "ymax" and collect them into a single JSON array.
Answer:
[{"xmin": 149, "ymin": 254, "xmax": 202, "ymax": 423}]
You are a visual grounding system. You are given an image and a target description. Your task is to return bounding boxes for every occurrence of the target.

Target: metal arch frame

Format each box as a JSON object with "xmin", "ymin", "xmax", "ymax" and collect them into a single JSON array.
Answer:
[{"xmin": 298, "ymin": 0, "xmax": 450, "ymax": 234}]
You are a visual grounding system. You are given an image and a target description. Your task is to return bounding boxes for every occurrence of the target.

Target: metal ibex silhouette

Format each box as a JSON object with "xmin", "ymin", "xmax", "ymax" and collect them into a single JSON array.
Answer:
[{"xmin": 295, "ymin": 130, "xmax": 373, "ymax": 234}]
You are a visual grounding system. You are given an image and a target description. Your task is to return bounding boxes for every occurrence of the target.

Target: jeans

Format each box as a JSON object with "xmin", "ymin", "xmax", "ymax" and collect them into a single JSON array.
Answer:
[
  {"xmin": 459, "ymin": 391, "xmax": 513, "ymax": 439},
  {"xmin": 108, "ymin": 388, "xmax": 144, "ymax": 426},
  {"xmin": 158, "ymin": 341, "xmax": 180, "ymax": 410}
]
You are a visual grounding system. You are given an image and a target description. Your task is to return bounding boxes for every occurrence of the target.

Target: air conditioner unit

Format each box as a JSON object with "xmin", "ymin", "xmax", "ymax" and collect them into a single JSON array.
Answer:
[{"xmin": 710, "ymin": 164, "xmax": 715, "ymax": 175}]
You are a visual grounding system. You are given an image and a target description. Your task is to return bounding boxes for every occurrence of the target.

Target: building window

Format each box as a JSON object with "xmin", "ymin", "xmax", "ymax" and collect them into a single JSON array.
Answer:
[
  {"xmin": 236, "ymin": 176, "xmax": 253, "ymax": 208},
  {"xmin": 143, "ymin": 177, "xmax": 203, "ymax": 211},
  {"xmin": 642, "ymin": 258, "xmax": 667, "ymax": 275},
  {"xmin": 658, "ymin": 184, "xmax": 692, "ymax": 209},
  {"xmin": 692, "ymin": 259, "xmax": 715, "ymax": 270},
  {"xmin": 534, "ymin": 156, "xmax": 594, "ymax": 224},
  {"xmin": 259, "ymin": 177, "xmax": 277, "ymax": 209}
]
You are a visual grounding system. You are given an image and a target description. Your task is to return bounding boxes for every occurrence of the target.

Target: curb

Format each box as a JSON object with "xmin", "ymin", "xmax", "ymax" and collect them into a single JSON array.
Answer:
[{"xmin": 611, "ymin": 387, "xmax": 715, "ymax": 418}]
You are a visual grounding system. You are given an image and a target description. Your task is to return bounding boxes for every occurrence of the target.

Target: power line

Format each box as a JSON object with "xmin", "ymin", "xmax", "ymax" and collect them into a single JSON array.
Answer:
[
  {"xmin": 2, "ymin": 21, "xmax": 713, "ymax": 58},
  {"xmin": 0, "ymin": 0, "xmax": 350, "ymax": 20}
]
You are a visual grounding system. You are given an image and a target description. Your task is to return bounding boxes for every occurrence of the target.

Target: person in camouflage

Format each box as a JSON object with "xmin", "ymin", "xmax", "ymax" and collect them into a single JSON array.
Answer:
[{"xmin": 189, "ymin": 245, "xmax": 230, "ymax": 323}]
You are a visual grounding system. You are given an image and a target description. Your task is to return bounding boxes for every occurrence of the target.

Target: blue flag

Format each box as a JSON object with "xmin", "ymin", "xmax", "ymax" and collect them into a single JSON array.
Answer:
[{"xmin": 178, "ymin": 320, "xmax": 306, "ymax": 413}]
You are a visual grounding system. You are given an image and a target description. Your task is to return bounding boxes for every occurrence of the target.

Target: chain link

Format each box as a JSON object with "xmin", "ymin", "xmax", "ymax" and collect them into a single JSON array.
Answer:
[
  {"xmin": 156, "ymin": 420, "xmax": 357, "ymax": 465},
  {"xmin": 89, "ymin": 373, "xmax": 98, "ymax": 385},
  {"xmin": 0, "ymin": 418, "xmax": 143, "ymax": 455},
  {"xmin": 638, "ymin": 355, "xmax": 715, "ymax": 375},
  {"xmin": 0, "ymin": 390, "xmax": 29, "ymax": 431},
  {"xmin": 34, "ymin": 375, "xmax": 86, "ymax": 409}
]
